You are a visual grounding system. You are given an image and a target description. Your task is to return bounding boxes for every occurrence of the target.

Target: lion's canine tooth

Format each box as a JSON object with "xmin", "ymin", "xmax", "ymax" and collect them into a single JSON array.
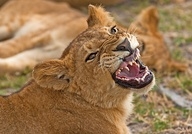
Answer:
[
  {"xmin": 125, "ymin": 78, "xmax": 129, "ymax": 81},
  {"xmin": 125, "ymin": 66, "xmax": 129, "ymax": 71},
  {"xmin": 141, "ymin": 71, "xmax": 149, "ymax": 81},
  {"xmin": 129, "ymin": 61, "xmax": 133, "ymax": 66},
  {"xmin": 141, "ymin": 77, "xmax": 145, "ymax": 82},
  {"xmin": 132, "ymin": 60, "xmax": 137, "ymax": 65}
]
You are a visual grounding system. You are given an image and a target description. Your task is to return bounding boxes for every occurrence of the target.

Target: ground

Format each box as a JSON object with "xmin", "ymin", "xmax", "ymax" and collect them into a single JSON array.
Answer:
[{"xmin": 0, "ymin": 0, "xmax": 192, "ymax": 133}]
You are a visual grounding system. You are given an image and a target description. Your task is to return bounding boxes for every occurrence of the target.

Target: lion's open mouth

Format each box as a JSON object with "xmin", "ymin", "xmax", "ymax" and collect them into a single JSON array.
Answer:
[{"xmin": 112, "ymin": 48, "xmax": 153, "ymax": 89}]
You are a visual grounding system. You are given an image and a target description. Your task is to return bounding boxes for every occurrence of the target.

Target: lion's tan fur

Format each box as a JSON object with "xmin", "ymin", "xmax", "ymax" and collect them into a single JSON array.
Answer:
[
  {"xmin": 0, "ymin": 1, "xmax": 187, "ymax": 75},
  {"xmin": 0, "ymin": 5, "xmax": 155, "ymax": 134}
]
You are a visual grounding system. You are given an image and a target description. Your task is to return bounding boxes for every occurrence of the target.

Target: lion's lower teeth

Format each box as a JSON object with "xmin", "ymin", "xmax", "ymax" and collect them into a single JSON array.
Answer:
[
  {"xmin": 116, "ymin": 76, "xmax": 140, "ymax": 82},
  {"xmin": 135, "ymin": 78, "xmax": 139, "ymax": 81},
  {"xmin": 141, "ymin": 71, "xmax": 149, "ymax": 81},
  {"xmin": 116, "ymin": 70, "xmax": 149, "ymax": 82},
  {"xmin": 116, "ymin": 70, "xmax": 121, "ymax": 75}
]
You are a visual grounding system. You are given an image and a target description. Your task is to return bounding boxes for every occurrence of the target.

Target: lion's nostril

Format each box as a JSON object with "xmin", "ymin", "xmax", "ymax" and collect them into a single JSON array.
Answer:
[
  {"xmin": 116, "ymin": 38, "xmax": 133, "ymax": 53},
  {"xmin": 117, "ymin": 46, "xmax": 126, "ymax": 51}
]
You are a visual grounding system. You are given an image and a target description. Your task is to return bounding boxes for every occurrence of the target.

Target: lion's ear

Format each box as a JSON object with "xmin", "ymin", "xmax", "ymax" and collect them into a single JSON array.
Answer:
[
  {"xmin": 137, "ymin": 6, "xmax": 159, "ymax": 34},
  {"xmin": 32, "ymin": 59, "xmax": 70, "ymax": 90},
  {"xmin": 87, "ymin": 4, "xmax": 114, "ymax": 27}
]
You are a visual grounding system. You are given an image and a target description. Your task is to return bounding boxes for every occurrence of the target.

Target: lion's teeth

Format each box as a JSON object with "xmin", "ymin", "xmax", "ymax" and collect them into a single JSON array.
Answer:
[
  {"xmin": 129, "ymin": 61, "xmax": 133, "ymax": 66},
  {"xmin": 141, "ymin": 71, "xmax": 149, "ymax": 81},
  {"xmin": 125, "ymin": 66, "xmax": 129, "ymax": 71},
  {"xmin": 141, "ymin": 77, "xmax": 145, "ymax": 82},
  {"xmin": 136, "ymin": 62, "xmax": 139, "ymax": 67},
  {"xmin": 116, "ymin": 69, "xmax": 121, "ymax": 75},
  {"xmin": 129, "ymin": 60, "xmax": 138, "ymax": 66},
  {"xmin": 129, "ymin": 60, "xmax": 135, "ymax": 66}
]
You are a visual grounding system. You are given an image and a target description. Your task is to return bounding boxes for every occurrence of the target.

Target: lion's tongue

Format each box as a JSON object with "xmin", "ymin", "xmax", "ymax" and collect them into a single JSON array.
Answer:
[{"xmin": 118, "ymin": 64, "xmax": 139, "ymax": 79}]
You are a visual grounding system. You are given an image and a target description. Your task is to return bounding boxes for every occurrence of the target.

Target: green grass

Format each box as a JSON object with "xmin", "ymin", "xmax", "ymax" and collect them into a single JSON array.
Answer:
[
  {"xmin": 0, "ymin": 72, "xmax": 30, "ymax": 95},
  {"xmin": 0, "ymin": 75, "xmax": 26, "ymax": 89},
  {"xmin": 176, "ymin": 74, "xmax": 192, "ymax": 92},
  {"xmin": 159, "ymin": 6, "xmax": 192, "ymax": 32},
  {"xmin": 134, "ymin": 95, "xmax": 170, "ymax": 132},
  {"xmin": 172, "ymin": 36, "xmax": 192, "ymax": 47},
  {"xmin": 153, "ymin": 119, "xmax": 169, "ymax": 131},
  {"xmin": 171, "ymin": 49, "xmax": 183, "ymax": 61},
  {"xmin": 133, "ymin": 90, "xmax": 192, "ymax": 133}
]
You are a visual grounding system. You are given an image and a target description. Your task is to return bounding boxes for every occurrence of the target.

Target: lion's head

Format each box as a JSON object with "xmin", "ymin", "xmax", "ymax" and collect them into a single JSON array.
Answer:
[
  {"xmin": 33, "ymin": 5, "xmax": 155, "ymax": 108},
  {"xmin": 129, "ymin": 6, "xmax": 188, "ymax": 74}
]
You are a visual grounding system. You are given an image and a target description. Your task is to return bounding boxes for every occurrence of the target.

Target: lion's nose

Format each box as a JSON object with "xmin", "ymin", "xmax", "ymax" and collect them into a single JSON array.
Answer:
[{"xmin": 116, "ymin": 38, "xmax": 133, "ymax": 53}]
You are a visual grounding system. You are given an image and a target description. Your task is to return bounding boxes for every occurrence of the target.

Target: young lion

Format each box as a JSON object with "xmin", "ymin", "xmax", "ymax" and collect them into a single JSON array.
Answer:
[{"xmin": 0, "ymin": 5, "xmax": 155, "ymax": 134}]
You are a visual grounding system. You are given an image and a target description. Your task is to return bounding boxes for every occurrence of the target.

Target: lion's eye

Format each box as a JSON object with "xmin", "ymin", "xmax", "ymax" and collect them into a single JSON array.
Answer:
[
  {"xmin": 85, "ymin": 52, "xmax": 98, "ymax": 62},
  {"xmin": 110, "ymin": 26, "xmax": 118, "ymax": 34}
]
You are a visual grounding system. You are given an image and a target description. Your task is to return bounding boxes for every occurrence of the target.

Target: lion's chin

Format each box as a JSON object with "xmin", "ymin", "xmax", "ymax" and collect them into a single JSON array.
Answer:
[{"xmin": 112, "ymin": 48, "xmax": 154, "ymax": 89}]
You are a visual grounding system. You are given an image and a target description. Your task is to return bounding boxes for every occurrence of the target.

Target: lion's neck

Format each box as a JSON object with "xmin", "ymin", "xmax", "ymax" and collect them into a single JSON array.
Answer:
[
  {"xmin": 68, "ymin": 83, "xmax": 134, "ymax": 118},
  {"xmin": 96, "ymin": 92, "xmax": 133, "ymax": 133}
]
